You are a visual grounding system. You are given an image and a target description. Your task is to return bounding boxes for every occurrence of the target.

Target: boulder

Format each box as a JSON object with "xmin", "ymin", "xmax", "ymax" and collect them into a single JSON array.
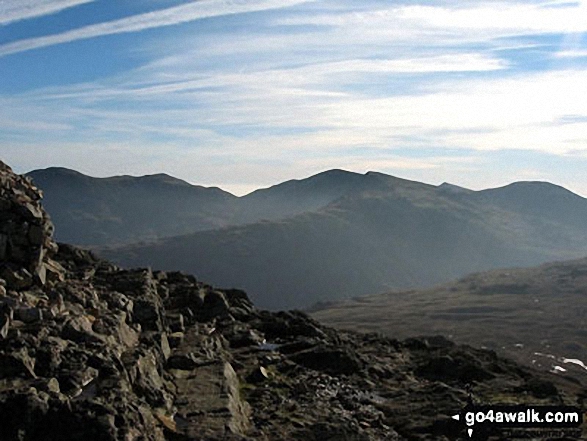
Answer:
[
  {"xmin": 290, "ymin": 345, "xmax": 364, "ymax": 375},
  {"xmin": 0, "ymin": 348, "xmax": 37, "ymax": 379},
  {"xmin": 16, "ymin": 306, "xmax": 43, "ymax": 324},
  {"xmin": 196, "ymin": 290, "xmax": 231, "ymax": 322},
  {"xmin": 415, "ymin": 354, "xmax": 495, "ymax": 383},
  {"xmin": 62, "ymin": 316, "xmax": 104, "ymax": 344}
]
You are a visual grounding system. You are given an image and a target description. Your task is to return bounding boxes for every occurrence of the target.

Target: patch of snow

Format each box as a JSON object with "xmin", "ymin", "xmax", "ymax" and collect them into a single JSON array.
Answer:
[
  {"xmin": 533, "ymin": 352, "xmax": 555, "ymax": 359},
  {"xmin": 562, "ymin": 358, "xmax": 587, "ymax": 371}
]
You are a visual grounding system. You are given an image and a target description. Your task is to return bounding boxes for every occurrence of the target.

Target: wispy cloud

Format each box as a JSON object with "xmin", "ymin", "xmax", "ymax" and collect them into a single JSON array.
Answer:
[
  {"xmin": 33, "ymin": 52, "xmax": 506, "ymax": 103},
  {"xmin": 0, "ymin": 0, "xmax": 94, "ymax": 25},
  {"xmin": 3, "ymin": 0, "xmax": 587, "ymax": 195},
  {"xmin": 554, "ymin": 49, "xmax": 587, "ymax": 58},
  {"xmin": 274, "ymin": 1, "xmax": 587, "ymax": 41},
  {"xmin": 395, "ymin": 2, "xmax": 587, "ymax": 34},
  {"xmin": 0, "ymin": 0, "xmax": 310, "ymax": 57},
  {"xmin": 7, "ymin": 64, "xmax": 587, "ymax": 160}
]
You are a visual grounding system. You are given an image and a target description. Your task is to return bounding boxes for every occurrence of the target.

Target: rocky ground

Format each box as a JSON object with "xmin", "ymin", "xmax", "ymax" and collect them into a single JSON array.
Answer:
[{"xmin": 1, "ymin": 160, "xmax": 586, "ymax": 440}]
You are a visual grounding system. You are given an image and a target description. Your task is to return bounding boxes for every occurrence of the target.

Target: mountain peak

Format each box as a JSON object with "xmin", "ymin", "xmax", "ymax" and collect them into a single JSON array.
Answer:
[
  {"xmin": 118, "ymin": 172, "xmax": 194, "ymax": 187},
  {"xmin": 305, "ymin": 169, "xmax": 363, "ymax": 182},
  {"xmin": 481, "ymin": 180, "xmax": 584, "ymax": 201},
  {"xmin": 28, "ymin": 166, "xmax": 86, "ymax": 178},
  {"xmin": 437, "ymin": 182, "xmax": 473, "ymax": 194}
]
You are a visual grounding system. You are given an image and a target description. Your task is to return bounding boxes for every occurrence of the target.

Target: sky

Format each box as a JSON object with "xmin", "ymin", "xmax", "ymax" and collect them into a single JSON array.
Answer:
[{"xmin": 1, "ymin": 0, "xmax": 587, "ymax": 196}]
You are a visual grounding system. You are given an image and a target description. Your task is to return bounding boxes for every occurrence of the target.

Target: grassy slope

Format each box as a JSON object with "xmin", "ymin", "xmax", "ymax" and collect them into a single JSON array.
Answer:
[{"xmin": 311, "ymin": 257, "xmax": 587, "ymax": 377}]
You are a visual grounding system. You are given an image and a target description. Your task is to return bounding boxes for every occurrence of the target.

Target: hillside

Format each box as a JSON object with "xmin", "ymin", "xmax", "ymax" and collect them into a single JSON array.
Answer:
[
  {"xmin": 99, "ymin": 172, "xmax": 587, "ymax": 310},
  {"xmin": 311, "ymin": 257, "xmax": 587, "ymax": 380},
  {"xmin": 26, "ymin": 167, "xmax": 239, "ymax": 245},
  {"xmin": 27, "ymin": 168, "xmax": 379, "ymax": 246},
  {"xmin": 3, "ymin": 161, "xmax": 586, "ymax": 440}
]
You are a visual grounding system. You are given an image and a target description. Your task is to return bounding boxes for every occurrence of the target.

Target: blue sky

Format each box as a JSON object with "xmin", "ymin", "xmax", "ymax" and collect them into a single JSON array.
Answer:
[{"xmin": 1, "ymin": 0, "xmax": 587, "ymax": 195}]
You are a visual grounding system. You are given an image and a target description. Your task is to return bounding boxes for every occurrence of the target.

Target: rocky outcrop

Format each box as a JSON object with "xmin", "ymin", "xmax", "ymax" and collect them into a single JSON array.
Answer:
[
  {"xmin": 1, "ymin": 161, "xmax": 585, "ymax": 440},
  {"xmin": 0, "ymin": 161, "xmax": 64, "ymax": 290}
]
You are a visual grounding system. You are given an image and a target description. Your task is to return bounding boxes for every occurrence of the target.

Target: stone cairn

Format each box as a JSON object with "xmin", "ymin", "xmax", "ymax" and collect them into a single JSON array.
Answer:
[{"xmin": 0, "ymin": 160, "xmax": 64, "ymax": 291}]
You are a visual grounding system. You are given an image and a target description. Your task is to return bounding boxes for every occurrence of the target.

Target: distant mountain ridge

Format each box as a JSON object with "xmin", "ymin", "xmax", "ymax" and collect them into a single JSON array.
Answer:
[
  {"xmin": 57, "ymin": 167, "xmax": 587, "ymax": 310},
  {"xmin": 29, "ymin": 167, "xmax": 391, "ymax": 246},
  {"xmin": 27, "ymin": 167, "xmax": 237, "ymax": 245}
]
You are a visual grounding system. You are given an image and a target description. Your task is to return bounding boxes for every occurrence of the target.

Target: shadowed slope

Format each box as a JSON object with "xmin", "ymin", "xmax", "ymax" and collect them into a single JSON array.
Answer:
[
  {"xmin": 102, "ymin": 173, "xmax": 587, "ymax": 309},
  {"xmin": 27, "ymin": 167, "xmax": 238, "ymax": 245},
  {"xmin": 27, "ymin": 168, "xmax": 383, "ymax": 246}
]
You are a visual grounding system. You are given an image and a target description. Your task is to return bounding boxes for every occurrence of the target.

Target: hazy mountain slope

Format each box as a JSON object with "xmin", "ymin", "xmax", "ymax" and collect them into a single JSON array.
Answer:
[
  {"xmin": 311, "ymin": 257, "xmax": 587, "ymax": 378},
  {"xmin": 28, "ymin": 167, "xmax": 238, "ymax": 246},
  {"xmin": 236, "ymin": 169, "xmax": 380, "ymax": 222},
  {"xmin": 475, "ymin": 181, "xmax": 587, "ymax": 230},
  {"xmin": 28, "ymin": 168, "xmax": 379, "ymax": 246},
  {"xmin": 101, "ymin": 175, "xmax": 587, "ymax": 310}
]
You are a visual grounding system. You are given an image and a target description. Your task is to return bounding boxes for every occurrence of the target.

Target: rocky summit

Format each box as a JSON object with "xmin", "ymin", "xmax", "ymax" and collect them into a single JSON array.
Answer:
[{"xmin": 0, "ymin": 161, "xmax": 585, "ymax": 441}]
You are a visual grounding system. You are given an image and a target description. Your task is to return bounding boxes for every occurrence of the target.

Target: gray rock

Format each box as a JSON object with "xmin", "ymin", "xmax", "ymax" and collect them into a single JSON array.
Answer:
[
  {"xmin": 0, "ymin": 313, "xmax": 10, "ymax": 339},
  {"xmin": 133, "ymin": 298, "xmax": 163, "ymax": 331},
  {"xmin": 33, "ymin": 262, "xmax": 47, "ymax": 286},
  {"xmin": 168, "ymin": 331, "xmax": 184, "ymax": 348},
  {"xmin": 0, "ymin": 234, "xmax": 7, "ymax": 260},
  {"xmin": 247, "ymin": 366, "xmax": 270, "ymax": 384},
  {"xmin": 167, "ymin": 353, "xmax": 198, "ymax": 370},
  {"xmin": 290, "ymin": 345, "xmax": 364, "ymax": 375},
  {"xmin": 1, "ymin": 268, "xmax": 33, "ymax": 290},
  {"xmin": 44, "ymin": 258, "xmax": 65, "ymax": 283},
  {"xmin": 160, "ymin": 333, "xmax": 171, "ymax": 361},
  {"xmin": 62, "ymin": 315, "xmax": 104, "ymax": 344},
  {"xmin": 166, "ymin": 312, "xmax": 184, "ymax": 333},
  {"xmin": 19, "ymin": 202, "xmax": 44, "ymax": 220},
  {"xmin": 27, "ymin": 225, "xmax": 44, "ymax": 246},
  {"xmin": 0, "ymin": 348, "xmax": 36, "ymax": 379},
  {"xmin": 134, "ymin": 352, "xmax": 170, "ymax": 407},
  {"xmin": 16, "ymin": 306, "xmax": 43, "ymax": 324},
  {"xmin": 197, "ymin": 290, "xmax": 231, "ymax": 322},
  {"xmin": 33, "ymin": 377, "xmax": 61, "ymax": 394}
]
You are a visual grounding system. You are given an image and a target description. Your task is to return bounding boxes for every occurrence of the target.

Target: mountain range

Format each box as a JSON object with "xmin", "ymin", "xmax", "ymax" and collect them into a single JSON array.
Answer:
[
  {"xmin": 29, "ymin": 167, "xmax": 587, "ymax": 309},
  {"xmin": 27, "ymin": 167, "xmax": 373, "ymax": 246}
]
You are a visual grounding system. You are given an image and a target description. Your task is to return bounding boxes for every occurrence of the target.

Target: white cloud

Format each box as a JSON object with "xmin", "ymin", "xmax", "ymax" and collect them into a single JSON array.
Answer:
[
  {"xmin": 554, "ymin": 49, "xmax": 587, "ymax": 58},
  {"xmin": 0, "ymin": 0, "xmax": 311, "ymax": 57},
  {"xmin": 257, "ymin": 54, "xmax": 507, "ymax": 80},
  {"xmin": 396, "ymin": 2, "xmax": 587, "ymax": 34},
  {"xmin": 31, "ymin": 52, "xmax": 506, "ymax": 105},
  {"xmin": 7, "ymin": 63, "xmax": 587, "ymax": 157},
  {"xmin": 0, "ymin": 0, "xmax": 94, "ymax": 25},
  {"xmin": 274, "ymin": 1, "xmax": 587, "ymax": 41}
]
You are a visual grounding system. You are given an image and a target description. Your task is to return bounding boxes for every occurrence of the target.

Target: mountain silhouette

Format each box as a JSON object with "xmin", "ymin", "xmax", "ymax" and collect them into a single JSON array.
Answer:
[{"xmin": 79, "ymin": 170, "xmax": 587, "ymax": 309}]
